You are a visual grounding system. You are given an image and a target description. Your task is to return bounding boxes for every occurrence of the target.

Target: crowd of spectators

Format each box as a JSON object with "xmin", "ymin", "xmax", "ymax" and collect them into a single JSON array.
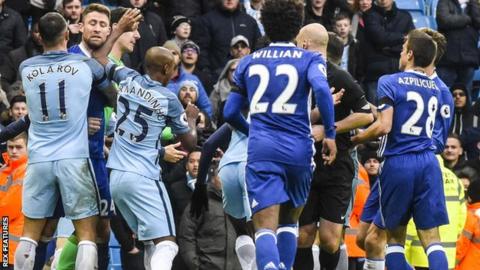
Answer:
[{"xmin": 1, "ymin": 0, "xmax": 480, "ymax": 269}]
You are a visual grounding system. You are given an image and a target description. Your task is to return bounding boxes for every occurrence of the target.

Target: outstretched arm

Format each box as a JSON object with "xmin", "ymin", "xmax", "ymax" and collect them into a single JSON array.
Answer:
[{"xmin": 0, "ymin": 115, "xmax": 30, "ymax": 142}]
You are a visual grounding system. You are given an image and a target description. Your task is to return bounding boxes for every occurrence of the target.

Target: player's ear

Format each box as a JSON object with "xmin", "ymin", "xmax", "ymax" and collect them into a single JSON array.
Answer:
[{"xmin": 78, "ymin": 22, "xmax": 84, "ymax": 33}]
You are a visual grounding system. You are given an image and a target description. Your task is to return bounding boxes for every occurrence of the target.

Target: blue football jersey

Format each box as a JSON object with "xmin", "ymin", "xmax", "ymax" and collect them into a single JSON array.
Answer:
[
  {"xmin": 233, "ymin": 43, "xmax": 333, "ymax": 166},
  {"xmin": 431, "ymin": 73, "xmax": 453, "ymax": 153},
  {"xmin": 377, "ymin": 71, "xmax": 442, "ymax": 157},
  {"xmin": 20, "ymin": 51, "xmax": 109, "ymax": 163},
  {"xmin": 105, "ymin": 64, "xmax": 190, "ymax": 180},
  {"xmin": 69, "ymin": 44, "xmax": 108, "ymax": 159}
]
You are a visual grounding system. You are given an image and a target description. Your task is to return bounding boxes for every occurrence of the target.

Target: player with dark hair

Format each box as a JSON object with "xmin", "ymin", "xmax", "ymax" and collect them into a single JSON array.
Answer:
[
  {"xmin": 351, "ymin": 29, "xmax": 450, "ymax": 270},
  {"xmin": 13, "ymin": 11, "xmax": 139, "ymax": 270},
  {"xmin": 223, "ymin": 0, "xmax": 337, "ymax": 269},
  {"xmin": 355, "ymin": 28, "xmax": 453, "ymax": 270}
]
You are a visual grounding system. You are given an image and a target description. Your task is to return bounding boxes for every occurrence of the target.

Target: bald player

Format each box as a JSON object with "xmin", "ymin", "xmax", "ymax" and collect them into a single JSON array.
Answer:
[
  {"xmin": 294, "ymin": 24, "xmax": 373, "ymax": 270},
  {"xmin": 223, "ymin": 1, "xmax": 337, "ymax": 269},
  {"xmin": 94, "ymin": 34, "xmax": 199, "ymax": 268}
]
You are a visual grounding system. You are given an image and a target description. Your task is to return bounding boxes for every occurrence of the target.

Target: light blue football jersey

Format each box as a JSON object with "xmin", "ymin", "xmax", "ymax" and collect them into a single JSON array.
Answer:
[
  {"xmin": 219, "ymin": 128, "xmax": 248, "ymax": 169},
  {"xmin": 19, "ymin": 51, "xmax": 109, "ymax": 163},
  {"xmin": 106, "ymin": 64, "xmax": 190, "ymax": 180}
]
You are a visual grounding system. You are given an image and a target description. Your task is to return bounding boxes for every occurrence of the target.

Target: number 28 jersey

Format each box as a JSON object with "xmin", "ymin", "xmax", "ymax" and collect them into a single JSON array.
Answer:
[
  {"xmin": 377, "ymin": 70, "xmax": 442, "ymax": 157},
  {"xmin": 106, "ymin": 64, "xmax": 189, "ymax": 180},
  {"xmin": 233, "ymin": 43, "xmax": 330, "ymax": 166},
  {"xmin": 20, "ymin": 51, "xmax": 109, "ymax": 163}
]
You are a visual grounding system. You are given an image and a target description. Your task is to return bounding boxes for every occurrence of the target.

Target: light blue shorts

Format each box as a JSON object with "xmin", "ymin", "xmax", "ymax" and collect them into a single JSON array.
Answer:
[
  {"xmin": 23, "ymin": 158, "xmax": 100, "ymax": 220},
  {"xmin": 218, "ymin": 161, "xmax": 251, "ymax": 219},
  {"xmin": 109, "ymin": 170, "xmax": 175, "ymax": 241}
]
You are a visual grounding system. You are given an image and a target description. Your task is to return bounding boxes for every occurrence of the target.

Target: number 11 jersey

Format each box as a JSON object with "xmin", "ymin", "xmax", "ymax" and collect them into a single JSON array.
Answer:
[
  {"xmin": 20, "ymin": 51, "xmax": 109, "ymax": 163},
  {"xmin": 377, "ymin": 70, "xmax": 442, "ymax": 157}
]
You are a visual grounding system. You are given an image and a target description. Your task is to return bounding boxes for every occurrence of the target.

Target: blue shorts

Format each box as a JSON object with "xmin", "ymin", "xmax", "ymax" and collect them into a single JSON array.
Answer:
[
  {"xmin": 373, "ymin": 151, "xmax": 449, "ymax": 230},
  {"xmin": 218, "ymin": 161, "xmax": 251, "ymax": 219},
  {"xmin": 360, "ymin": 180, "xmax": 380, "ymax": 224},
  {"xmin": 51, "ymin": 158, "xmax": 113, "ymax": 218},
  {"xmin": 91, "ymin": 158, "xmax": 114, "ymax": 217},
  {"xmin": 23, "ymin": 158, "xmax": 100, "ymax": 220},
  {"xmin": 246, "ymin": 161, "xmax": 313, "ymax": 214},
  {"xmin": 109, "ymin": 170, "xmax": 175, "ymax": 241}
]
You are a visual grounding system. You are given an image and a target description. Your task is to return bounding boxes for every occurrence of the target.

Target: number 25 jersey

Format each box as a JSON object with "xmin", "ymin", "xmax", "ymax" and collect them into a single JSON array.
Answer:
[
  {"xmin": 106, "ymin": 64, "xmax": 189, "ymax": 180},
  {"xmin": 20, "ymin": 51, "xmax": 109, "ymax": 163},
  {"xmin": 377, "ymin": 70, "xmax": 442, "ymax": 157}
]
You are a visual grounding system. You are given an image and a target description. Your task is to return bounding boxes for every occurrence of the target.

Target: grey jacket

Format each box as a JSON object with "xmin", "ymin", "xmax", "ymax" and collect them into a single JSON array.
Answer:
[{"xmin": 178, "ymin": 186, "xmax": 241, "ymax": 270}]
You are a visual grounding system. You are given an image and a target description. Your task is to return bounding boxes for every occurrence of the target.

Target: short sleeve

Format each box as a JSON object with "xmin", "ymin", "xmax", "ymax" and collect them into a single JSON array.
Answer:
[
  {"xmin": 307, "ymin": 53, "xmax": 328, "ymax": 85},
  {"xmin": 376, "ymin": 75, "xmax": 395, "ymax": 111},
  {"xmin": 232, "ymin": 56, "xmax": 249, "ymax": 96},
  {"xmin": 105, "ymin": 62, "xmax": 140, "ymax": 84},
  {"xmin": 86, "ymin": 58, "xmax": 109, "ymax": 90},
  {"xmin": 167, "ymin": 94, "xmax": 190, "ymax": 135}
]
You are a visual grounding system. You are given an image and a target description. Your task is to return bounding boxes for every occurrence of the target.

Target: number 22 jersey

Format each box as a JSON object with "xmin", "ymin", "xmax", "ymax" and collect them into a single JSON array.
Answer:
[
  {"xmin": 377, "ymin": 70, "xmax": 442, "ymax": 157},
  {"xmin": 232, "ymin": 43, "xmax": 332, "ymax": 167}
]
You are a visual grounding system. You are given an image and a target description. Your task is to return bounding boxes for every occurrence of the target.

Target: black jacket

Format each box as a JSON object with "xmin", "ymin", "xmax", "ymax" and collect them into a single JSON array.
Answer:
[
  {"xmin": 436, "ymin": 0, "xmax": 480, "ymax": 68},
  {"xmin": 363, "ymin": 3, "xmax": 414, "ymax": 81},
  {"xmin": 126, "ymin": 8, "xmax": 168, "ymax": 72},
  {"xmin": 0, "ymin": 6, "xmax": 27, "ymax": 66},
  {"xmin": 345, "ymin": 34, "xmax": 364, "ymax": 82},
  {"xmin": 0, "ymin": 37, "xmax": 42, "ymax": 87},
  {"xmin": 194, "ymin": 6, "xmax": 260, "ymax": 79}
]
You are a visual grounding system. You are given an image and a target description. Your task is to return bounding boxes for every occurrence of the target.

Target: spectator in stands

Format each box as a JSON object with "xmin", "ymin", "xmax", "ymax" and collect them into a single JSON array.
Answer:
[
  {"xmin": 0, "ymin": 0, "xmax": 27, "ymax": 66},
  {"xmin": 351, "ymin": 0, "xmax": 372, "ymax": 38},
  {"xmin": 169, "ymin": 149, "xmax": 201, "ymax": 226},
  {"xmin": 230, "ymin": 35, "xmax": 251, "ymax": 59},
  {"xmin": 0, "ymin": 132, "xmax": 28, "ymax": 269},
  {"xmin": 244, "ymin": 0, "xmax": 265, "ymax": 35},
  {"xmin": 5, "ymin": 0, "xmax": 29, "ymax": 26},
  {"xmin": 8, "ymin": 95, "xmax": 26, "ymax": 122},
  {"xmin": 62, "ymin": 0, "xmax": 82, "ymax": 47},
  {"xmin": 450, "ymin": 83, "xmax": 479, "ymax": 136},
  {"xmin": 362, "ymin": 0, "xmax": 414, "ymax": 103},
  {"xmin": 361, "ymin": 150, "xmax": 382, "ymax": 185},
  {"xmin": 436, "ymin": 0, "xmax": 480, "ymax": 99},
  {"xmin": 304, "ymin": 0, "xmax": 333, "ymax": 29},
  {"xmin": 455, "ymin": 179, "xmax": 480, "ymax": 270},
  {"xmin": 29, "ymin": 0, "xmax": 62, "ymax": 25},
  {"xmin": 0, "ymin": 22, "xmax": 42, "ymax": 91},
  {"xmin": 456, "ymin": 166, "xmax": 478, "ymax": 194},
  {"xmin": 165, "ymin": 41, "xmax": 213, "ymax": 118},
  {"xmin": 178, "ymin": 166, "xmax": 242, "ymax": 270},
  {"xmin": 178, "ymin": 80, "xmax": 200, "ymax": 108},
  {"xmin": 170, "ymin": 15, "xmax": 191, "ymax": 49},
  {"xmin": 180, "ymin": 40, "xmax": 213, "ymax": 95},
  {"xmin": 124, "ymin": 0, "xmax": 168, "ymax": 71},
  {"xmin": 442, "ymin": 134, "xmax": 468, "ymax": 172},
  {"xmin": 333, "ymin": 12, "xmax": 363, "ymax": 81},
  {"xmin": 209, "ymin": 58, "xmax": 239, "ymax": 127},
  {"xmin": 195, "ymin": 0, "xmax": 260, "ymax": 80},
  {"xmin": 171, "ymin": 0, "xmax": 215, "ymax": 18}
]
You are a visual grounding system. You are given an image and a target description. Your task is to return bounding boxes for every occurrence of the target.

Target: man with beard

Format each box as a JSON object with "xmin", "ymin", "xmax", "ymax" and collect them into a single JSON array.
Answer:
[{"xmin": 61, "ymin": 0, "xmax": 82, "ymax": 47}]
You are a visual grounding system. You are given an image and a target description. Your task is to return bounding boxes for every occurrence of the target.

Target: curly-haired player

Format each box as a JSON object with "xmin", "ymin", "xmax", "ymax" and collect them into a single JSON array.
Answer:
[{"xmin": 223, "ymin": 0, "xmax": 337, "ymax": 269}]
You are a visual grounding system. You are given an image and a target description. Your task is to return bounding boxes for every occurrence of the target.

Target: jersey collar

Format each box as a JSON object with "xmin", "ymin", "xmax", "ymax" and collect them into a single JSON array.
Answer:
[
  {"xmin": 404, "ymin": 69, "xmax": 429, "ymax": 78},
  {"xmin": 269, "ymin": 42, "xmax": 296, "ymax": 47},
  {"xmin": 78, "ymin": 42, "xmax": 92, "ymax": 57}
]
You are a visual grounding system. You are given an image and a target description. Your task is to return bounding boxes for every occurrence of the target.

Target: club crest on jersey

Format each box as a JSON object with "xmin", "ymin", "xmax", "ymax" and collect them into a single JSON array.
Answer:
[
  {"xmin": 440, "ymin": 104, "xmax": 450, "ymax": 118},
  {"xmin": 318, "ymin": 64, "xmax": 327, "ymax": 77}
]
